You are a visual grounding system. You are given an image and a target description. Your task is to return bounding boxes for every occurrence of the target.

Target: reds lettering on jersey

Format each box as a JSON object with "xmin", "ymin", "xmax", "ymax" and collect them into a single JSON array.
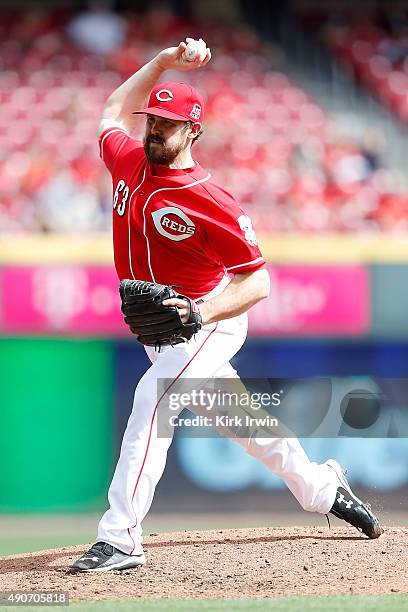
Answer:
[{"xmin": 99, "ymin": 127, "xmax": 265, "ymax": 299}]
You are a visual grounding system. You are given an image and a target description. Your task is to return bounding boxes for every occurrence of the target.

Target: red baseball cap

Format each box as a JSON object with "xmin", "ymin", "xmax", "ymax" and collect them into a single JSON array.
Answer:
[{"xmin": 133, "ymin": 82, "xmax": 204, "ymax": 123}]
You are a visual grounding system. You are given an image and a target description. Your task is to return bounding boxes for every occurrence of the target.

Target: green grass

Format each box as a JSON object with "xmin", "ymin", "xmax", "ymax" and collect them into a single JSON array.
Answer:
[
  {"xmin": 0, "ymin": 511, "xmax": 339, "ymax": 557},
  {"xmin": 2, "ymin": 511, "xmax": 408, "ymax": 558},
  {"xmin": 1, "ymin": 595, "xmax": 407, "ymax": 612},
  {"xmin": 0, "ymin": 512, "xmax": 301, "ymax": 557},
  {"xmin": 0, "ymin": 534, "xmax": 92, "ymax": 557}
]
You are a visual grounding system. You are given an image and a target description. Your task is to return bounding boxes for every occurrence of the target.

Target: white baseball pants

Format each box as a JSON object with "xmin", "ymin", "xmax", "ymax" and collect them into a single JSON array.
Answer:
[{"xmin": 97, "ymin": 294, "xmax": 339, "ymax": 555}]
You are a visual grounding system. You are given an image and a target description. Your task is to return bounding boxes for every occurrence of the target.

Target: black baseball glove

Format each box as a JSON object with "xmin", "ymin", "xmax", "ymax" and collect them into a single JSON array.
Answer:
[{"xmin": 119, "ymin": 279, "xmax": 202, "ymax": 347}]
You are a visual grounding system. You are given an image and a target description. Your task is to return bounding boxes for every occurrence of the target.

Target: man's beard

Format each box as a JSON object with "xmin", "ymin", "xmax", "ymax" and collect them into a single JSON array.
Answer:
[{"xmin": 144, "ymin": 135, "xmax": 184, "ymax": 165}]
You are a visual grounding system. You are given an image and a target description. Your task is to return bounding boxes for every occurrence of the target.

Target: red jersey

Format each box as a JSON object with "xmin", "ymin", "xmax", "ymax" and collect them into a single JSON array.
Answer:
[{"xmin": 99, "ymin": 127, "xmax": 265, "ymax": 299}]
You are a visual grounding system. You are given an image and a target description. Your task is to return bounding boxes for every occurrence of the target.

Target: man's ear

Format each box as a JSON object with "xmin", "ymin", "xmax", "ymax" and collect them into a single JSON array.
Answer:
[{"xmin": 187, "ymin": 122, "xmax": 202, "ymax": 140}]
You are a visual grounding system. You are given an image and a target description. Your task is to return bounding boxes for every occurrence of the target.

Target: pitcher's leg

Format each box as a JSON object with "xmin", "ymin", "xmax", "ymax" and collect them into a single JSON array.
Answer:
[
  {"xmin": 243, "ymin": 436, "xmax": 337, "ymax": 513},
  {"xmin": 212, "ymin": 378, "xmax": 382, "ymax": 533},
  {"xmin": 198, "ymin": 369, "xmax": 338, "ymax": 513},
  {"xmin": 97, "ymin": 369, "xmax": 172, "ymax": 553},
  {"xmin": 98, "ymin": 317, "xmax": 247, "ymax": 555},
  {"xmin": 234, "ymin": 434, "xmax": 382, "ymax": 536}
]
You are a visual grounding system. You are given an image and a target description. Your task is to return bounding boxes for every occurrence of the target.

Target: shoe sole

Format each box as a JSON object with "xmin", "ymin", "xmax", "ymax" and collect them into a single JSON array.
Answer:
[{"xmin": 70, "ymin": 554, "xmax": 146, "ymax": 573}]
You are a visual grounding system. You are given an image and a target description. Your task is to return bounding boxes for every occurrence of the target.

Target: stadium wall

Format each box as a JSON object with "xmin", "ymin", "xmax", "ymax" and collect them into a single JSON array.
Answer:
[
  {"xmin": 1, "ymin": 235, "xmax": 407, "ymax": 512},
  {"xmin": 1, "ymin": 336, "xmax": 408, "ymax": 512}
]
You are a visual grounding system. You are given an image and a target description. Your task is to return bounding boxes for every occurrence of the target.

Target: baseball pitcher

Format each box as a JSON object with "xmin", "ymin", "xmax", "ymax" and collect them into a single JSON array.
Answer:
[{"xmin": 71, "ymin": 38, "xmax": 382, "ymax": 573}]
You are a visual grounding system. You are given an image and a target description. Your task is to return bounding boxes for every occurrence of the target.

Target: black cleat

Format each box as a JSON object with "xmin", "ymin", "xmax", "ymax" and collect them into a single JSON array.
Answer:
[
  {"xmin": 326, "ymin": 460, "xmax": 383, "ymax": 539},
  {"xmin": 69, "ymin": 541, "xmax": 146, "ymax": 573}
]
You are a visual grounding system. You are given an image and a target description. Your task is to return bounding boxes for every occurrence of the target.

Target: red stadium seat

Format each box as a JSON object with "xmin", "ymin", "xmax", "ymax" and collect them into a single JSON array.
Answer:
[{"xmin": 0, "ymin": 6, "xmax": 406, "ymax": 233}]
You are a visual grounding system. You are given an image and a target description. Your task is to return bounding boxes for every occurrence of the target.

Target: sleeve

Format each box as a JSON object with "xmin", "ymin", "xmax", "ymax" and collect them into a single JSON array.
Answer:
[
  {"xmin": 98, "ymin": 127, "xmax": 143, "ymax": 174},
  {"xmin": 206, "ymin": 194, "xmax": 266, "ymax": 274}
]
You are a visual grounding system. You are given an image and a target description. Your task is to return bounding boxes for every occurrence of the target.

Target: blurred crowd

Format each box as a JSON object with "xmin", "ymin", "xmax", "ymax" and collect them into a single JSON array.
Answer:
[
  {"xmin": 298, "ymin": 0, "xmax": 408, "ymax": 122},
  {"xmin": 0, "ymin": 2, "xmax": 407, "ymax": 234}
]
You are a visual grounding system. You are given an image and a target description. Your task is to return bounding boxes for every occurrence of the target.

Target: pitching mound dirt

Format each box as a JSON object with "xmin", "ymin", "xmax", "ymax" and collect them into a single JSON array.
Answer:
[{"xmin": 1, "ymin": 526, "xmax": 407, "ymax": 601}]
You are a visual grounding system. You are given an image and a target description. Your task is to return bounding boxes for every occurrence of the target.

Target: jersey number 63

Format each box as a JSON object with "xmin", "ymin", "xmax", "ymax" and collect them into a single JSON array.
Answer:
[{"xmin": 113, "ymin": 180, "xmax": 130, "ymax": 217}]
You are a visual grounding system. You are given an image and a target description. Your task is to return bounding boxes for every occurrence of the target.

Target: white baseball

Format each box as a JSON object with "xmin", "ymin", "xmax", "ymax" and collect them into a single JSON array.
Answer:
[{"xmin": 182, "ymin": 38, "xmax": 207, "ymax": 63}]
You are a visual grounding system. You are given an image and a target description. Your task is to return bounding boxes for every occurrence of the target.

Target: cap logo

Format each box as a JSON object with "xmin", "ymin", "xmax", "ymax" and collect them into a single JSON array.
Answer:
[
  {"xmin": 190, "ymin": 103, "xmax": 201, "ymax": 120},
  {"xmin": 156, "ymin": 89, "xmax": 174, "ymax": 102}
]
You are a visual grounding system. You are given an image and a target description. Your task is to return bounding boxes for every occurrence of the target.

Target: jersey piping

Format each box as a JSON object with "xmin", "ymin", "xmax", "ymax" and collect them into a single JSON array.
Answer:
[
  {"xmin": 128, "ymin": 164, "xmax": 148, "ymax": 279},
  {"xmin": 226, "ymin": 257, "xmax": 265, "ymax": 271}
]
